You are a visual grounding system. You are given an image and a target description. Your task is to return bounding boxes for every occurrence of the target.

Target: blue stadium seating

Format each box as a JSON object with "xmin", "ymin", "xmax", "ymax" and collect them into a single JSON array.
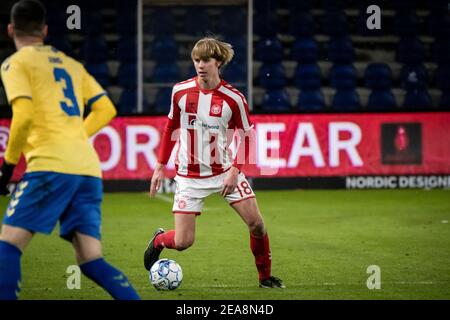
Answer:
[
  {"xmin": 257, "ymin": 63, "xmax": 286, "ymax": 89},
  {"xmin": 82, "ymin": 12, "xmax": 104, "ymax": 36},
  {"xmin": 439, "ymin": 92, "xmax": 450, "ymax": 108},
  {"xmin": 367, "ymin": 90, "xmax": 397, "ymax": 111},
  {"xmin": 403, "ymin": 88, "xmax": 432, "ymax": 110},
  {"xmin": 436, "ymin": 66, "xmax": 450, "ymax": 91},
  {"xmin": 184, "ymin": 7, "xmax": 212, "ymax": 36},
  {"xmin": 330, "ymin": 64, "xmax": 357, "ymax": 89},
  {"xmin": 393, "ymin": 0, "xmax": 418, "ymax": 12},
  {"xmin": 365, "ymin": 63, "xmax": 393, "ymax": 90},
  {"xmin": 217, "ymin": 8, "xmax": 246, "ymax": 36},
  {"xmin": 332, "ymin": 89, "xmax": 361, "ymax": 111},
  {"xmin": 428, "ymin": 12, "xmax": 450, "ymax": 38},
  {"xmin": 118, "ymin": 89, "xmax": 137, "ymax": 114},
  {"xmin": 152, "ymin": 63, "xmax": 180, "ymax": 83},
  {"xmin": 328, "ymin": 36, "xmax": 355, "ymax": 64},
  {"xmin": 254, "ymin": 0, "xmax": 277, "ymax": 14},
  {"xmin": 117, "ymin": 12, "xmax": 137, "ymax": 36},
  {"xmin": 396, "ymin": 37, "xmax": 425, "ymax": 64},
  {"xmin": 322, "ymin": 0, "xmax": 344, "ymax": 12},
  {"xmin": 222, "ymin": 61, "xmax": 246, "ymax": 85},
  {"xmin": 255, "ymin": 37, "xmax": 284, "ymax": 63},
  {"xmin": 297, "ymin": 90, "xmax": 326, "ymax": 112},
  {"xmin": 261, "ymin": 89, "xmax": 292, "ymax": 112},
  {"xmin": 116, "ymin": 37, "xmax": 137, "ymax": 63},
  {"xmin": 117, "ymin": 62, "xmax": 137, "ymax": 88},
  {"xmin": 432, "ymin": 38, "xmax": 450, "ymax": 65},
  {"xmin": 291, "ymin": 37, "xmax": 319, "ymax": 63},
  {"xmin": 154, "ymin": 88, "xmax": 173, "ymax": 114},
  {"xmin": 394, "ymin": 12, "xmax": 419, "ymax": 37},
  {"xmin": 288, "ymin": 12, "xmax": 315, "ymax": 37},
  {"xmin": 224, "ymin": 36, "xmax": 247, "ymax": 63},
  {"xmin": 86, "ymin": 63, "xmax": 110, "ymax": 89},
  {"xmin": 254, "ymin": 12, "xmax": 279, "ymax": 37},
  {"xmin": 323, "ymin": 11, "xmax": 348, "ymax": 36},
  {"xmin": 83, "ymin": 35, "xmax": 108, "ymax": 64},
  {"xmin": 286, "ymin": 0, "xmax": 312, "ymax": 12},
  {"xmin": 147, "ymin": 9, "xmax": 176, "ymax": 35},
  {"xmin": 400, "ymin": 64, "xmax": 428, "ymax": 89},
  {"xmin": 151, "ymin": 37, "xmax": 178, "ymax": 63},
  {"xmin": 294, "ymin": 64, "xmax": 321, "ymax": 90}
]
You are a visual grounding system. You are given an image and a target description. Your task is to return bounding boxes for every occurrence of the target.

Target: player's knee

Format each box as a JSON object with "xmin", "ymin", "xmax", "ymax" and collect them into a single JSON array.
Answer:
[
  {"xmin": 248, "ymin": 220, "xmax": 265, "ymax": 237},
  {"xmin": 174, "ymin": 237, "xmax": 194, "ymax": 251}
]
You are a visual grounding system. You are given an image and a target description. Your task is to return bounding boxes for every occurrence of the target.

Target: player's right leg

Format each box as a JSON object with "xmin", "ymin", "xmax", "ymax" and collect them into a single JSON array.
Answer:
[
  {"xmin": 144, "ymin": 213, "xmax": 197, "ymax": 270},
  {"xmin": 0, "ymin": 225, "xmax": 33, "ymax": 300}
]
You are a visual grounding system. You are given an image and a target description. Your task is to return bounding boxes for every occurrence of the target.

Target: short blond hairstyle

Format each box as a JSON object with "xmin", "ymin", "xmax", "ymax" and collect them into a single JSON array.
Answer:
[{"xmin": 191, "ymin": 37, "xmax": 234, "ymax": 68}]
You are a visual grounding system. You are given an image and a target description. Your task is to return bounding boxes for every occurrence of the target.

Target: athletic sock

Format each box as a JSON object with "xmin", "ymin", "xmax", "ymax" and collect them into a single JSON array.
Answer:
[
  {"xmin": 154, "ymin": 230, "xmax": 176, "ymax": 250},
  {"xmin": 0, "ymin": 240, "xmax": 22, "ymax": 300},
  {"xmin": 80, "ymin": 257, "xmax": 140, "ymax": 300},
  {"xmin": 250, "ymin": 232, "xmax": 272, "ymax": 281}
]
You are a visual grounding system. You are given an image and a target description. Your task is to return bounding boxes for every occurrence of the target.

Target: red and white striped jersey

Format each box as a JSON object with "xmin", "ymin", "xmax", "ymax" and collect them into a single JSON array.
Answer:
[{"xmin": 160, "ymin": 77, "xmax": 253, "ymax": 178}]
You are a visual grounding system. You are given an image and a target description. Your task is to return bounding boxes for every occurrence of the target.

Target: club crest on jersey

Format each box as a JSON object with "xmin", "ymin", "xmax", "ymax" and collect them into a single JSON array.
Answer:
[{"xmin": 209, "ymin": 104, "xmax": 223, "ymax": 117}]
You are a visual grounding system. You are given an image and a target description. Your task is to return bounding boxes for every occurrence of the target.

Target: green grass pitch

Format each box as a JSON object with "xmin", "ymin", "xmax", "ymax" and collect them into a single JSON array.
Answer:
[{"xmin": 1, "ymin": 189, "xmax": 449, "ymax": 300}]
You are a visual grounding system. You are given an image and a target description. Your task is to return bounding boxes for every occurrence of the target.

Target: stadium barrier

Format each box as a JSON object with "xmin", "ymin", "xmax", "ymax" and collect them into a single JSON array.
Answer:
[{"xmin": 1, "ymin": 112, "xmax": 449, "ymax": 190}]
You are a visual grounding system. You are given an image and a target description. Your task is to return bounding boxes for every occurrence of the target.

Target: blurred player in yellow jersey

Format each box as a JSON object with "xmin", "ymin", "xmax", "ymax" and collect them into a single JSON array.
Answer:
[{"xmin": 0, "ymin": 0, "xmax": 140, "ymax": 300}]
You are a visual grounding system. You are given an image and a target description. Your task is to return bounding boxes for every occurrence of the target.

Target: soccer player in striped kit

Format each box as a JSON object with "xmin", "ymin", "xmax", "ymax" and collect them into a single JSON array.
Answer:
[{"xmin": 144, "ymin": 37, "xmax": 284, "ymax": 288}]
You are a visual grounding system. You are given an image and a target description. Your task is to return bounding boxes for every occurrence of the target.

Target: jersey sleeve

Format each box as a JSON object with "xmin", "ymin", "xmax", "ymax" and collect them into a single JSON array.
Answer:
[
  {"xmin": 82, "ymin": 67, "xmax": 107, "ymax": 107},
  {"xmin": 1, "ymin": 56, "xmax": 32, "ymax": 104},
  {"xmin": 231, "ymin": 94, "xmax": 253, "ymax": 132}
]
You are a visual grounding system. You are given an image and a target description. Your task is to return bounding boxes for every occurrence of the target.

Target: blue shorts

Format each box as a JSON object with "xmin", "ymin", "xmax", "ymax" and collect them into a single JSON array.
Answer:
[{"xmin": 2, "ymin": 172, "xmax": 102, "ymax": 241}]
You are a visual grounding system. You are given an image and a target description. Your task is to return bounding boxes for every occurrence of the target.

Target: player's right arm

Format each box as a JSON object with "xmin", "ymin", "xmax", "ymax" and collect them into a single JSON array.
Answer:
[{"xmin": 149, "ymin": 86, "xmax": 181, "ymax": 198}]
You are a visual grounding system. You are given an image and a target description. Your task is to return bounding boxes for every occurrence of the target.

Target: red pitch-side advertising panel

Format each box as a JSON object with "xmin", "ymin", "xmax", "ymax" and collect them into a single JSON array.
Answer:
[{"xmin": 0, "ymin": 112, "xmax": 449, "ymax": 180}]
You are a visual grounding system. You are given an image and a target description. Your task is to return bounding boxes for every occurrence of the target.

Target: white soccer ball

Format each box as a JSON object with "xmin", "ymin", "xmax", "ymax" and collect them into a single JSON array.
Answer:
[{"xmin": 149, "ymin": 259, "xmax": 183, "ymax": 291}]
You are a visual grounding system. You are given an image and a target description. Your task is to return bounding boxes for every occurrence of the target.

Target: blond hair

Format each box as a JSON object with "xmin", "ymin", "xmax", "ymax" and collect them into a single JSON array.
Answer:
[{"xmin": 191, "ymin": 37, "xmax": 234, "ymax": 68}]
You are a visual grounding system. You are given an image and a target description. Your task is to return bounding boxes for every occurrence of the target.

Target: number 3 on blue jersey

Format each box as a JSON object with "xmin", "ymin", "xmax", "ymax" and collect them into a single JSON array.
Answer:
[{"xmin": 53, "ymin": 67, "xmax": 80, "ymax": 116}]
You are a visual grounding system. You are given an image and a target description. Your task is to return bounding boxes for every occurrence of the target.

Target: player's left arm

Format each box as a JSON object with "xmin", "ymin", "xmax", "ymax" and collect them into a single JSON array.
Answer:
[
  {"xmin": 83, "ymin": 95, "xmax": 117, "ymax": 137},
  {"xmin": 81, "ymin": 67, "xmax": 117, "ymax": 137}
]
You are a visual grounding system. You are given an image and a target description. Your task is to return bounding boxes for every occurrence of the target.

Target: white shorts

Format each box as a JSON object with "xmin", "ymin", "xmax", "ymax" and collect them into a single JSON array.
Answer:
[{"xmin": 172, "ymin": 171, "xmax": 255, "ymax": 215}]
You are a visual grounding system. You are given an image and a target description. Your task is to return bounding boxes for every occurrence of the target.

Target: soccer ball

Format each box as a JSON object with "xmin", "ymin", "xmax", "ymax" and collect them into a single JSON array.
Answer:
[{"xmin": 149, "ymin": 259, "xmax": 183, "ymax": 291}]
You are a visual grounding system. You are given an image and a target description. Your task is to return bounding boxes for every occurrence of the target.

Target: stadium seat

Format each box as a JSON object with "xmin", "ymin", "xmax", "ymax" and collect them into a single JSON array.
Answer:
[
  {"xmin": 330, "ymin": 64, "xmax": 357, "ymax": 89},
  {"xmin": 217, "ymin": 8, "xmax": 246, "ymax": 36},
  {"xmin": 147, "ymin": 9, "xmax": 176, "ymax": 35},
  {"xmin": 154, "ymin": 87, "xmax": 173, "ymax": 114},
  {"xmin": 184, "ymin": 7, "xmax": 212, "ymax": 36},
  {"xmin": 294, "ymin": 63, "xmax": 321, "ymax": 90},
  {"xmin": 439, "ymin": 92, "xmax": 450, "ymax": 109},
  {"xmin": 327, "ymin": 36, "xmax": 355, "ymax": 64},
  {"xmin": 116, "ymin": 37, "xmax": 137, "ymax": 63},
  {"xmin": 323, "ymin": 11, "xmax": 348, "ymax": 37},
  {"xmin": 403, "ymin": 88, "xmax": 432, "ymax": 110},
  {"xmin": 255, "ymin": 37, "xmax": 284, "ymax": 63},
  {"xmin": 117, "ymin": 62, "xmax": 137, "ymax": 88},
  {"xmin": 222, "ymin": 61, "xmax": 246, "ymax": 85},
  {"xmin": 291, "ymin": 37, "xmax": 319, "ymax": 64},
  {"xmin": 83, "ymin": 34, "xmax": 108, "ymax": 64},
  {"xmin": 428, "ymin": 12, "xmax": 450, "ymax": 38},
  {"xmin": 432, "ymin": 38, "xmax": 450, "ymax": 65},
  {"xmin": 86, "ymin": 62, "xmax": 110, "ymax": 89},
  {"xmin": 117, "ymin": 11, "xmax": 137, "ymax": 36},
  {"xmin": 436, "ymin": 66, "xmax": 450, "ymax": 91},
  {"xmin": 254, "ymin": 12, "xmax": 279, "ymax": 37},
  {"xmin": 151, "ymin": 37, "xmax": 178, "ymax": 63},
  {"xmin": 286, "ymin": 0, "xmax": 312, "ymax": 12},
  {"xmin": 396, "ymin": 37, "xmax": 425, "ymax": 64},
  {"xmin": 152, "ymin": 63, "xmax": 180, "ymax": 83},
  {"xmin": 365, "ymin": 63, "xmax": 393, "ymax": 90},
  {"xmin": 288, "ymin": 12, "xmax": 315, "ymax": 37},
  {"xmin": 261, "ymin": 89, "xmax": 292, "ymax": 112},
  {"xmin": 331, "ymin": 89, "xmax": 361, "ymax": 112},
  {"xmin": 296, "ymin": 89, "xmax": 326, "ymax": 112},
  {"xmin": 367, "ymin": 90, "xmax": 397, "ymax": 111},
  {"xmin": 257, "ymin": 62, "xmax": 286, "ymax": 89},
  {"xmin": 394, "ymin": 12, "xmax": 419, "ymax": 37},
  {"xmin": 118, "ymin": 88, "xmax": 137, "ymax": 115},
  {"xmin": 399, "ymin": 64, "xmax": 428, "ymax": 89}
]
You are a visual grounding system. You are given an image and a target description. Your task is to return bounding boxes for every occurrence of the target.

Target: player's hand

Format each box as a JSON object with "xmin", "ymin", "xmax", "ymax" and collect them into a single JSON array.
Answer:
[
  {"xmin": 221, "ymin": 166, "xmax": 239, "ymax": 197},
  {"xmin": 149, "ymin": 163, "xmax": 165, "ymax": 198},
  {"xmin": 0, "ymin": 161, "xmax": 16, "ymax": 196}
]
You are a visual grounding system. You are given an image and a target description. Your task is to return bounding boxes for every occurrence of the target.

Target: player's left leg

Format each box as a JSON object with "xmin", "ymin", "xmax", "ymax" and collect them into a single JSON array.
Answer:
[
  {"xmin": 0, "ymin": 225, "xmax": 33, "ymax": 300},
  {"xmin": 72, "ymin": 232, "xmax": 140, "ymax": 300}
]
